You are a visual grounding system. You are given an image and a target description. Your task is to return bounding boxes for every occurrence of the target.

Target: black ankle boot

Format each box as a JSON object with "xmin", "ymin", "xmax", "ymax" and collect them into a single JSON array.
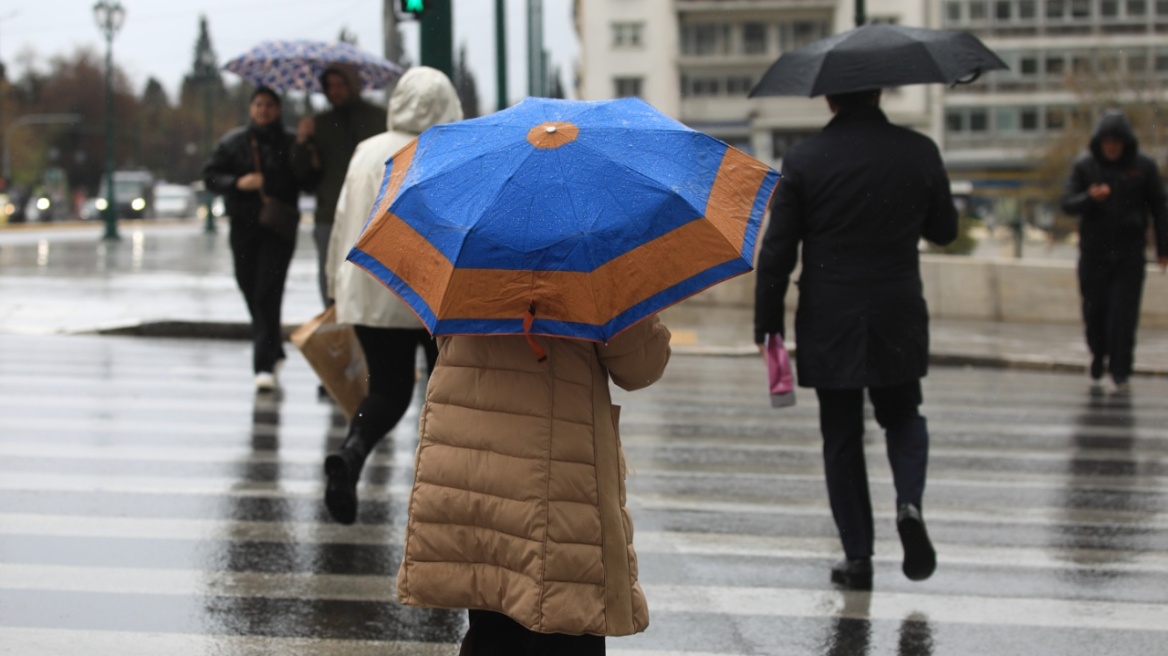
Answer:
[{"xmin": 324, "ymin": 432, "xmax": 371, "ymax": 525}]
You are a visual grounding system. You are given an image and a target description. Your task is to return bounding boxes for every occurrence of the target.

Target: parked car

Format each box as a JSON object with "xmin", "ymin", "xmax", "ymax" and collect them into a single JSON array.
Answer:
[
  {"xmin": 152, "ymin": 183, "xmax": 196, "ymax": 219},
  {"xmin": 96, "ymin": 170, "xmax": 154, "ymax": 219}
]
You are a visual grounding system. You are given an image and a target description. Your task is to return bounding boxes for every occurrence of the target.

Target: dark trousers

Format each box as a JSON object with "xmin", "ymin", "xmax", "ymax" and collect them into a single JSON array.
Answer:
[
  {"xmin": 1079, "ymin": 255, "xmax": 1146, "ymax": 382},
  {"xmin": 815, "ymin": 380, "xmax": 929, "ymax": 560},
  {"xmin": 459, "ymin": 610, "xmax": 604, "ymax": 656},
  {"xmin": 230, "ymin": 223, "xmax": 296, "ymax": 374},
  {"xmin": 351, "ymin": 325, "xmax": 436, "ymax": 441}
]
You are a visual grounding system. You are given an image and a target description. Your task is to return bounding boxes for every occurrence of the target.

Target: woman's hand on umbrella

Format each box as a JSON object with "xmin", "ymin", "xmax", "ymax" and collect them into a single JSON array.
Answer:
[{"xmin": 236, "ymin": 173, "xmax": 264, "ymax": 191}]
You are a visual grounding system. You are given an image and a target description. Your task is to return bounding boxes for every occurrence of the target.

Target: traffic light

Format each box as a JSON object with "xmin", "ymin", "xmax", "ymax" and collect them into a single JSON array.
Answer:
[{"xmin": 400, "ymin": 0, "xmax": 427, "ymax": 16}]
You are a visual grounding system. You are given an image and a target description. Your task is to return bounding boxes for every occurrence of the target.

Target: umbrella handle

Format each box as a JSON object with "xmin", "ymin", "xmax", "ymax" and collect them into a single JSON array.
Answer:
[
  {"xmin": 523, "ymin": 303, "xmax": 548, "ymax": 363},
  {"xmin": 951, "ymin": 69, "xmax": 982, "ymax": 87}
]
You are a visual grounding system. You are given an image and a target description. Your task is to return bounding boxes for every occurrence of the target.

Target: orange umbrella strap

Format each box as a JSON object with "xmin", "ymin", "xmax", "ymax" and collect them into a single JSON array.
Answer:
[{"xmin": 523, "ymin": 303, "xmax": 548, "ymax": 363}]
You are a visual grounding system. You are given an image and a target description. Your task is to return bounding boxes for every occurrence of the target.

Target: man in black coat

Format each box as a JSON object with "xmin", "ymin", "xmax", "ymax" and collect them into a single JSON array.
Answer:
[
  {"xmin": 1061, "ymin": 111, "xmax": 1168, "ymax": 392},
  {"xmin": 754, "ymin": 89, "xmax": 957, "ymax": 590}
]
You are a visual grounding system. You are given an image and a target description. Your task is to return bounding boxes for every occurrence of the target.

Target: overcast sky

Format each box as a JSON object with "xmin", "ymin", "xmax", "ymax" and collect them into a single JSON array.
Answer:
[{"xmin": 1, "ymin": 0, "xmax": 579, "ymax": 109}]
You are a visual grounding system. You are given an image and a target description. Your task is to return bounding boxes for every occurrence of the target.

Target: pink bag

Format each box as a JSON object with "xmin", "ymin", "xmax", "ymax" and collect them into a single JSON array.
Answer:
[{"xmin": 766, "ymin": 333, "xmax": 796, "ymax": 408}]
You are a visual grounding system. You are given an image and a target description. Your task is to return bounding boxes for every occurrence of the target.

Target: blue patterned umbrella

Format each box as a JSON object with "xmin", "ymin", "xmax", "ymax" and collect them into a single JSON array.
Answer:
[{"xmin": 222, "ymin": 40, "xmax": 402, "ymax": 92}]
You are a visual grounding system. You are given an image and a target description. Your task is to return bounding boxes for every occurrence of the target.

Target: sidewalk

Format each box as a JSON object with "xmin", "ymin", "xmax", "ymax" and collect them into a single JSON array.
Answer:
[{"xmin": 2, "ymin": 220, "xmax": 1166, "ymax": 376}]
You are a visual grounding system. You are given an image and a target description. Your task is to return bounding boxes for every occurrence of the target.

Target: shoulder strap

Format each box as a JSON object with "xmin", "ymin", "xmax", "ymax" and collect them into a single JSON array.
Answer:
[{"xmin": 249, "ymin": 136, "xmax": 270, "ymax": 203}]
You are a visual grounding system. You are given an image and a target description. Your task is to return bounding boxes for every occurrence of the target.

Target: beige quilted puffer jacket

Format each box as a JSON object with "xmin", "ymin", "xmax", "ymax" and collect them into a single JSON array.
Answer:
[{"xmin": 396, "ymin": 316, "xmax": 671, "ymax": 636}]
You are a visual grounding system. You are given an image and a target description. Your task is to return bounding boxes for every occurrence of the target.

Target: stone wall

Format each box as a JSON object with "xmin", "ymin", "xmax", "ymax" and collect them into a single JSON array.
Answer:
[{"xmin": 686, "ymin": 255, "xmax": 1168, "ymax": 328}]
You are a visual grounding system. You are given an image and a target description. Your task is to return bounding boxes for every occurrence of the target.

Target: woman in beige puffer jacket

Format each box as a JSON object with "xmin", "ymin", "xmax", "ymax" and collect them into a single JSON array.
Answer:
[{"xmin": 397, "ymin": 315, "xmax": 671, "ymax": 654}]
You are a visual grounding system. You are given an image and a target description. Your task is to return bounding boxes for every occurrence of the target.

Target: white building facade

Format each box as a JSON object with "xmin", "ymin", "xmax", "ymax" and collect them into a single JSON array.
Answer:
[
  {"xmin": 573, "ymin": 0, "xmax": 942, "ymax": 171},
  {"xmin": 574, "ymin": 0, "xmax": 1168, "ymax": 215}
]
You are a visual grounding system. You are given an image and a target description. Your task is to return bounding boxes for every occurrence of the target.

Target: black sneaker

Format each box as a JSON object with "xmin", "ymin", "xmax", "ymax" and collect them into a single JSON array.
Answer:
[
  {"xmin": 897, "ymin": 503, "xmax": 936, "ymax": 581},
  {"xmin": 830, "ymin": 557, "xmax": 873, "ymax": 590},
  {"xmin": 1089, "ymin": 356, "xmax": 1104, "ymax": 381}
]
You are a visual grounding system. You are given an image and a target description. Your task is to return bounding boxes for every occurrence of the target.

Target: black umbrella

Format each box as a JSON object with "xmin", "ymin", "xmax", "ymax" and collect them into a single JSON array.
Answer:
[{"xmin": 749, "ymin": 23, "xmax": 1008, "ymax": 98}]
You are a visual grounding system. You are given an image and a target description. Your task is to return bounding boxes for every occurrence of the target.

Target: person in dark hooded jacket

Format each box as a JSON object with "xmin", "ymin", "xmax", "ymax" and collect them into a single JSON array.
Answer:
[
  {"xmin": 1061, "ymin": 111, "xmax": 1168, "ymax": 392},
  {"xmin": 754, "ymin": 89, "xmax": 957, "ymax": 591},
  {"xmin": 292, "ymin": 62, "xmax": 388, "ymax": 308}
]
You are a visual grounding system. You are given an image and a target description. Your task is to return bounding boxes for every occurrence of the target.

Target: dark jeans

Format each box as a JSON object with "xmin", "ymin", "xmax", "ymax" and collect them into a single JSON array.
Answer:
[
  {"xmin": 815, "ymin": 380, "xmax": 929, "ymax": 560},
  {"xmin": 459, "ymin": 610, "xmax": 604, "ymax": 656},
  {"xmin": 351, "ymin": 325, "xmax": 436, "ymax": 441},
  {"xmin": 1079, "ymin": 255, "xmax": 1146, "ymax": 383},
  {"xmin": 313, "ymin": 221, "xmax": 331, "ymax": 307},
  {"xmin": 230, "ymin": 222, "xmax": 296, "ymax": 374}
]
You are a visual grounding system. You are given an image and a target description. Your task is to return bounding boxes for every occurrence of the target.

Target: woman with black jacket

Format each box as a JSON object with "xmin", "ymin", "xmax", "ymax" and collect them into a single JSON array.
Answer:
[{"xmin": 203, "ymin": 86, "xmax": 304, "ymax": 391}]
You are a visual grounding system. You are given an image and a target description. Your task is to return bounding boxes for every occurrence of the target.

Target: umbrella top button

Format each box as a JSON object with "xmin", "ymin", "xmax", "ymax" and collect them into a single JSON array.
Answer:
[{"xmin": 528, "ymin": 122, "xmax": 580, "ymax": 149}]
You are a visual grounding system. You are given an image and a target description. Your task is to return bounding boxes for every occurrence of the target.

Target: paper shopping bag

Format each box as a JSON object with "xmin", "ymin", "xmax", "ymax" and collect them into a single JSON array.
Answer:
[
  {"xmin": 766, "ymin": 333, "xmax": 796, "ymax": 408},
  {"xmin": 290, "ymin": 306, "xmax": 368, "ymax": 419}
]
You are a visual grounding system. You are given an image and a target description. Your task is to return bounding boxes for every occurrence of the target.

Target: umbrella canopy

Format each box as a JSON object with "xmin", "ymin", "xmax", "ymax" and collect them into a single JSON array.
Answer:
[
  {"xmin": 222, "ymin": 39, "xmax": 402, "ymax": 92},
  {"xmin": 749, "ymin": 23, "xmax": 1008, "ymax": 98},
  {"xmin": 348, "ymin": 97, "xmax": 779, "ymax": 344}
]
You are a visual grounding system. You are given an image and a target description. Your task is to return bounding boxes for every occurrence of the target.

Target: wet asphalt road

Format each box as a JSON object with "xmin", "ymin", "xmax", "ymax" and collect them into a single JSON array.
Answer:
[{"xmin": 2, "ymin": 334, "xmax": 1166, "ymax": 655}]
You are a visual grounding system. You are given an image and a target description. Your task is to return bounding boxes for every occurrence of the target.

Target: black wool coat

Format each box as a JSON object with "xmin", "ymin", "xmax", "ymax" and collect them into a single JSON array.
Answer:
[{"xmin": 754, "ymin": 106, "xmax": 958, "ymax": 389}]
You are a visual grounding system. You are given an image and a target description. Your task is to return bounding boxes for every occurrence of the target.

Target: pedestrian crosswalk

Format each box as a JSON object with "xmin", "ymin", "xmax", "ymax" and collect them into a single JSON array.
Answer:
[{"xmin": 2, "ymin": 334, "xmax": 1167, "ymax": 655}]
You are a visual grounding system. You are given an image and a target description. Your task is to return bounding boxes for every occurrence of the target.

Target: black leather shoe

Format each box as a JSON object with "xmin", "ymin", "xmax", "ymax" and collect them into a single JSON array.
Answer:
[
  {"xmin": 324, "ymin": 435, "xmax": 370, "ymax": 525},
  {"xmin": 830, "ymin": 557, "xmax": 873, "ymax": 590},
  {"xmin": 897, "ymin": 503, "xmax": 936, "ymax": 581}
]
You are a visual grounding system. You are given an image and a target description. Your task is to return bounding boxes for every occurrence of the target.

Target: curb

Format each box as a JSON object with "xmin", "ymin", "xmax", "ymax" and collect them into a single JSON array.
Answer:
[{"xmin": 86, "ymin": 320, "xmax": 1168, "ymax": 378}]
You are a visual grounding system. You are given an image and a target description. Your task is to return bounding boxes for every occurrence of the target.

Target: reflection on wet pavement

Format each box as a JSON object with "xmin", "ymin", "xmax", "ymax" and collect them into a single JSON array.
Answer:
[{"xmin": 2, "ymin": 335, "xmax": 1168, "ymax": 654}]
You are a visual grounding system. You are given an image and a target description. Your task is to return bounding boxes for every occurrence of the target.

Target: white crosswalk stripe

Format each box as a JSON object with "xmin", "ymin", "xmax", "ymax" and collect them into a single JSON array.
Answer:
[{"xmin": 2, "ymin": 334, "xmax": 1168, "ymax": 655}]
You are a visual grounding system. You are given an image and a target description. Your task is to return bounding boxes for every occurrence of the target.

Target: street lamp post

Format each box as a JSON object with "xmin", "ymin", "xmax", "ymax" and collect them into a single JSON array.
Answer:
[
  {"xmin": 196, "ymin": 37, "xmax": 217, "ymax": 234},
  {"xmin": 93, "ymin": 0, "xmax": 125, "ymax": 241}
]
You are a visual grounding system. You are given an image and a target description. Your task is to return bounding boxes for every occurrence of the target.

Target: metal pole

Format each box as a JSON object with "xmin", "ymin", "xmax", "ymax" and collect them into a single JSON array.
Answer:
[
  {"xmin": 855, "ymin": 0, "xmax": 866, "ymax": 26},
  {"xmin": 419, "ymin": 1, "xmax": 453, "ymax": 78},
  {"xmin": 495, "ymin": 0, "xmax": 507, "ymax": 111},
  {"xmin": 203, "ymin": 74, "xmax": 215, "ymax": 233},
  {"xmin": 101, "ymin": 32, "xmax": 118, "ymax": 241},
  {"xmin": 527, "ymin": 0, "xmax": 543, "ymax": 97}
]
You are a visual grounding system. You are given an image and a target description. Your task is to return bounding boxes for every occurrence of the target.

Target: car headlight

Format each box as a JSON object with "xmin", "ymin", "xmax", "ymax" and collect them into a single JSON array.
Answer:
[
  {"xmin": 36, "ymin": 198, "xmax": 51, "ymax": 211},
  {"xmin": 131, "ymin": 198, "xmax": 146, "ymax": 211},
  {"xmin": 95, "ymin": 198, "xmax": 109, "ymax": 211}
]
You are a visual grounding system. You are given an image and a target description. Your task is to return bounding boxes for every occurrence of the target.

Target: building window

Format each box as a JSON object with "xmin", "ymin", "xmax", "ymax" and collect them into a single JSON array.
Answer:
[
  {"xmin": 726, "ymin": 76, "xmax": 754, "ymax": 95},
  {"xmin": 1020, "ymin": 0, "xmax": 1038, "ymax": 18},
  {"xmin": 970, "ymin": 109, "xmax": 989, "ymax": 132},
  {"xmin": 1046, "ymin": 0, "xmax": 1065, "ymax": 19},
  {"xmin": 612, "ymin": 22, "xmax": 644, "ymax": 48},
  {"xmin": 1020, "ymin": 108, "xmax": 1040, "ymax": 131},
  {"xmin": 946, "ymin": 1, "xmax": 963, "ymax": 21},
  {"xmin": 1020, "ymin": 55, "xmax": 1038, "ymax": 75},
  {"xmin": 743, "ymin": 22, "xmax": 767, "ymax": 55},
  {"xmin": 1128, "ymin": 52, "xmax": 1148, "ymax": 73},
  {"xmin": 996, "ymin": 108, "xmax": 1018, "ymax": 132},
  {"xmin": 682, "ymin": 23, "xmax": 731, "ymax": 56},
  {"xmin": 970, "ymin": 1, "xmax": 989, "ymax": 20},
  {"xmin": 614, "ymin": 77, "xmax": 642, "ymax": 98},
  {"xmin": 946, "ymin": 110, "xmax": 965, "ymax": 132},
  {"xmin": 1128, "ymin": 0, "xmax": 1148, "ymax": 16},
  {"xmin": 1046, "ymin": 55, "xmax": 1066, "ymax": 74},
  {"xmin": 1158, "ymin": 0, "xmax": 1168, "ymax": 16},
  {"xmin": 1101, "ymin": 0, "xmax": 1120, "ymax": 16},
  {"xmin": 996, "ymin": 1, "xmax": 1013, "ymax": 19},
  {"xmin": 1071, "ymin": 0, "xmax": 1091, "ymax": 17}
]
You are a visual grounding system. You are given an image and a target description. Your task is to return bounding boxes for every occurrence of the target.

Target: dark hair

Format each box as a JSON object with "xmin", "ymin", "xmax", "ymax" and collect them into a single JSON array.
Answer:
[
  {"xmin": 825, "ymin": 89, "xmax": 880, "ymax": 110},
  {"xmin": 250, "ymin": 85, "xmax": 282, "ymax": 107}
]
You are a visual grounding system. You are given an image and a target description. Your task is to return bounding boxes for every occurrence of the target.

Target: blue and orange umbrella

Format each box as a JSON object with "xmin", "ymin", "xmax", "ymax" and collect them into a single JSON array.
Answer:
[{"xmin": 348, "ymin": 97, "xmax": 778, "ymax": 347}]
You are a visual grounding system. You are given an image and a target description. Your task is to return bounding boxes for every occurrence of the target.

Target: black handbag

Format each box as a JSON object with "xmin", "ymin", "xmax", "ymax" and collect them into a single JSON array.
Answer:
[{"xmin": 251, "ymin": 137, "xmax": 300, "ymax": 240}]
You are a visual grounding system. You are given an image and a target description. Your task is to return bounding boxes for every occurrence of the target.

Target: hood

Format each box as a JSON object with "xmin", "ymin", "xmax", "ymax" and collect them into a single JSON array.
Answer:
[
  {"xmin": 387, "ymin": 66, "xmax": 463, "ymax": 135},
  {"xmin": 320, "ymin": 62, "xmax": 362, "ymax": 101},
  {"xmin": 1089, "ymin": 111, "xmax": 1138, "ymax": 165}
]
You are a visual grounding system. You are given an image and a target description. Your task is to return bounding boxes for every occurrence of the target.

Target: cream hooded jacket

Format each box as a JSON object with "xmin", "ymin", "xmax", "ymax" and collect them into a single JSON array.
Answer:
[
  {"xmin": 397, "ymin": 318, "xmax": 672, "ymax": 636},
  {"xmin": 326, "ymin": 66, "xmax": 464, "ymax": 328}
]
